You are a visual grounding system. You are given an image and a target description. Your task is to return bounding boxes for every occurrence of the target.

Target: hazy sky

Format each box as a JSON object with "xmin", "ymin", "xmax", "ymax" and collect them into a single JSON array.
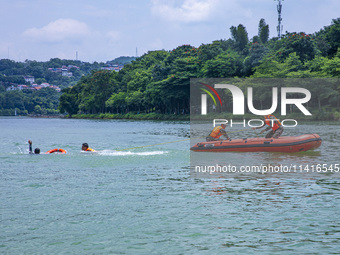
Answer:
[{"xmin": 1, "ymin": 0, "xmax": 339, "ymax": 63}]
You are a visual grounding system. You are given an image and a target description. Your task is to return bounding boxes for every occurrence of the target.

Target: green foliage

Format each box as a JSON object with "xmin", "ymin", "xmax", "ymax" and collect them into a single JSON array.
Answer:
[
  {"xmin": 106, "ymin": 92, "xmax": 128, "ymax": 113},
  {"xmin": 77, "ymin": 70, "xmax": 118, "ymax": 114},
  {"xmin": 274, "ymin": 32, "xmax": 317, "ymax": 63},
  {"xmin": 197, "ymin": 40, "xmax": 233, "ymax": 62},
  {"xmin": 59, "ymin": 16, "xmax": 340, "ymax": 119},
  {"xmin": 321, "ymin": 54, "xmax": 340, "ymax": 76},
  {"xmin": 107, "ymin": 56, "xmax": 136, "ymax": 65},
  {"xmin": 258, "ymin": 19, "xmax": 270, "ymax": 44},
  {"xmin": 315, "ymin": 18, "xmax": 340, "ymax": 57},
  {"xmin": 59, "ymin": 87, "xmax": 79, "ymax": 115},
  {"xmin": 243, "ymin": 43, "xmax": 269, "ymax": 76},
  {"xmin": 230, "ymin": 24, "xmax": 249, "ymax": 52},
  {"xmin": 201, "ymin": 50, "xmax": 242, "ymax": 77},
  {"xmin": 0, "ymin": 58, "xmax": 119, "ymax": 90},
  {"xmin": 3, "ymin": 18, "xmax": 340, "ymax": 119},
  {"xmin": 0, "ymin": 87, "xmax": 60, "ymax": 115}
]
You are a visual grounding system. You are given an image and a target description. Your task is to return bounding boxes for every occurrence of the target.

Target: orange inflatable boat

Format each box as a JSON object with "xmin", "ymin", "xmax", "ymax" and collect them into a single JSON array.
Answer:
[{"xmin": 190, "ymin": 134, "xmax": 321, "ymax": 153}]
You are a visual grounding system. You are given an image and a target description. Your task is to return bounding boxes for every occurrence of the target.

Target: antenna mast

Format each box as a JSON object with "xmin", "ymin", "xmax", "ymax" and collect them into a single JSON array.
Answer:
[{"xmin": 276, "ymin": 0, "xmax": 283, "ymax": 38}]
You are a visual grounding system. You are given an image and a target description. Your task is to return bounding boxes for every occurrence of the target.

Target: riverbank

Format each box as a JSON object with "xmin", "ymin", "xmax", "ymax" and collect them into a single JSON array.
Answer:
[
  {"xmin": 69, "ymin": 113, "xmax": 190, "ymax": 121},
  {"xmin": 60, "ymin": 108, "xmax": 340, "ymax": 121},
  {"xmin": 2, "ymin": 109, "xmax": 339, "ymax": 121},
  {"xmin": 190, "ymin": 111, "xmax": 340, "ymax": 121}
]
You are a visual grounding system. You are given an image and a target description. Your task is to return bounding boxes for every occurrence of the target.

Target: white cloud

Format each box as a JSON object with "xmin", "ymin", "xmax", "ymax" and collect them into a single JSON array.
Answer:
[
  {"xmin": 149, "ymin": 38, "xmax": 164, "ymax": 49},
  {"xmin": 106, "ymin": 30, "xmax": 121, "ymax": 43},
  {"xmin": 82, "ymin": 5, "xmax": 113, "ymax": 17},
  {"xmin": 23, "ymin": 19, "xmax": 90, "ymax": 43},
  {"xmin": 151, "ymin": 0, "xmax": 219, "ymax": 23}
]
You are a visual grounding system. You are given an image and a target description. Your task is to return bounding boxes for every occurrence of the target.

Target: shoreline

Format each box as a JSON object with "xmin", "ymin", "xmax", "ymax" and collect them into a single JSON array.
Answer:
[
  {"xmin": 1, "ymin": 112, "xmax": 339, "ymax": 121},
  {"xmin": 68, "ymin": 113, "xmax": 190, "ymax": 121}
]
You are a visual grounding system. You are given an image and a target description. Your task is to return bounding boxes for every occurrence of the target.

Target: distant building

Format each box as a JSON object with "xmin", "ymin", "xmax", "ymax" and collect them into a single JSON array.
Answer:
[
  {"xmin": 48, "ymin": 67, "xmax": 62, "ymax": 72},
  {"xmin": 67, "ymin": 65, "xmax": 79, "ymax": 70},
  {"xmin": 49, "ymin": 85, "xmax": 61, "ymax": 92},
  {"xmin": 101, "ymin": 67, "xmax": 116, "ymax": 71},
  {"xmin": 40, "ymin": 83, "xmax": 50, "ymax": 87},
  {"xmin": 24, "ymin": 75, "xmax": 35, "ymax": 84},
  {"xmin": 61, "ymin": 69, "xmax": 72, "ymax": 77},
  {"xmin": 101, "ymin": 64, "xmax": 124, "ymax": 72},
  {"xmin": 49, "ymin": 65, "xmax": 75, "ymax": 77},
  {"xmin": 5, "ymin": 83, "xmax": 60, "ymax": 92},
  {"xmin": 6, "ymin": 85, "xmax": 16, "ymax": 91},
  {"xmin": 6, "ymin": 85, "xmax": 28, "ymax": 91},
  {"xmin": 17, "ymin": 85, "xmax": 28, "ymax": 90}
]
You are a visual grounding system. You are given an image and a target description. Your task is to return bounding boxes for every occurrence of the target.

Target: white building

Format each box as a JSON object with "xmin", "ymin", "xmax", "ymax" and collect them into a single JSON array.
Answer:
[{"xmin": 23, "ymin": 75, "xmax": 35, "ymax": 84}]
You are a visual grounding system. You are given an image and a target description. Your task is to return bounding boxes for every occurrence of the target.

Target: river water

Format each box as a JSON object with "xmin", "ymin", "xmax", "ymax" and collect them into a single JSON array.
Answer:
[{"xmin": 1, "ymin": 117, "xmax": 339, "ymax": 254}]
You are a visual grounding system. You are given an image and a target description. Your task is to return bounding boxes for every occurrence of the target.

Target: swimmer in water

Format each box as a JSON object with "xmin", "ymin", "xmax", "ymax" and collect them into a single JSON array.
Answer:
[
  {"xmin": 28, "ymin": 140, "xmax": 40, "ymax": 154},
  {"xmin": 28, "ymin": 140, "xmax": 67, "ymax": 154},
  {"xmin": 82, "ymin": 143, "xmax": 96, "ymax": 152}
]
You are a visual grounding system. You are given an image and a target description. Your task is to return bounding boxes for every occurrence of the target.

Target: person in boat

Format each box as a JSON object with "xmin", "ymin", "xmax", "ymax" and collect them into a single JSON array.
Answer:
[
  {"xmin": 206, "ymin": 124, "xmax": 229, "ymax": 142},
  {"xmin": 253, "ymin": 114, "xmax": 284, "ymax": 138},
  {"xmin": 28, "ymin": 140, "xmax": 40, "ymax": 154},
  {"xmin": 82, "ymin": 143, "xmax": 96, "ymax": 152}
]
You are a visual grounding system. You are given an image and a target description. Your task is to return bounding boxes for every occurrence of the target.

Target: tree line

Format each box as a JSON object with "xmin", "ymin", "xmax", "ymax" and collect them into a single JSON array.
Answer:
[
  {"xmin": 1, "ymin": 18, "xmax": 339, "ymax": 118},
  {"xmin": 0, "ymin": 87, "xmax": 60, "ymax": 115},
  {"xmin": 59, "ymin": 18, "xmax": 340, "ymax": 119}
]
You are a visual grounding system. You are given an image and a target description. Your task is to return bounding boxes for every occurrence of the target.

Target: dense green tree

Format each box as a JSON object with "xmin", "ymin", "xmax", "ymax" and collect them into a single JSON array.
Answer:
[
  {"xmin": 78, "ymin": 70, "xmax": 118, "ymax": 113},
  {"xmin": 105, "ymin": 92, "xmax": 127, "ymax": 113},
  {"xmin": 197, "ymin": 40, "xmax": 233, "ymax": 62},
  {"xmin": 253, "ymin": 53, "xmax": 306, "ymax": 78},
  {"xmin": 230, "ymin": 24, "xmax": 249, "ymax": 52},
  {"xmin": 0, "ymin": 59, "xmax": 24, "ymax": 72},
  {"xmin": 59, "ymin": 87, "xmax": 80, "ymax": 115},
  {"xmin": 127, "ymin": 70, "xmax": 152, "ymax": 92},
  {"xmin": 315, "ymin": 18, "xmax": 340, "ymax": 57},
  {"xmin": 320, "ymin": 54, "xmax": 340, "ymax": 76},
  {"xmin": 258, "ymin": 19, "xmax": 270, "ymax": 44},
  {"xmin": 126, "ymin": 90, "xmax": 144, "ymax": 112},
  {"xmin": 243, "ymin": 43, "xmax": 269, "ymax": 76},
  {"xmin": 326, "ymin": 18, "xmax": 340, "ymax": 56},
  {"xmin": 4, "ymin": 90, "xmax": 25, "ymax": 110},
  {"xmin": 274, "ymin": 32, "xmax": 317, "ymax": 63},
  {"xmin": 201, "ymin": 50, "xmax": 242, "ymax": 77}
]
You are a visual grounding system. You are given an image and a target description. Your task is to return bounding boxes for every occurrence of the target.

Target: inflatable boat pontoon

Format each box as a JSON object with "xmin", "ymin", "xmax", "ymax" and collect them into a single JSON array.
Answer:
[{"xmin": 190, "ymin": 134, "xmax": 321, "ymax": 153}]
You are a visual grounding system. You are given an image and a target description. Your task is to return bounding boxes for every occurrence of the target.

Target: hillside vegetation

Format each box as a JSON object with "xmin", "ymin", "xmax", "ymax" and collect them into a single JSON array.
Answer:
[{"xmin": 1, "ymin": 18, "xmax": 339, "ymax": 119}]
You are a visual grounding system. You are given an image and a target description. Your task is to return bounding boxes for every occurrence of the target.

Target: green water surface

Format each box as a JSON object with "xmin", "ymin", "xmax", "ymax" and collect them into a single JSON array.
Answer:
[{"xmin": 0, "ymin": 117, "xmax": 339, "ymax": 254}]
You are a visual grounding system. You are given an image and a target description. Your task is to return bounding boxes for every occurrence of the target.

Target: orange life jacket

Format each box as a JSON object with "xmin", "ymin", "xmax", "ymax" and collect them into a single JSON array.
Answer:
[
  {"xmin": 265, "ymin": 115, "xmax": 281, "ymax": 131},
  {"xmin": 210, "ymin": 126, "xmax": 225, "ymax": 139},
  {"xmin": 86, "ymin": 147, "xmax": 95, "ymax": 152}
]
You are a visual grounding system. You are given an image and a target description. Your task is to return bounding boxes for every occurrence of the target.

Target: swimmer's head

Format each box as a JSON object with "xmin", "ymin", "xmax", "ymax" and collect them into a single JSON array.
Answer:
[
  {"xmin": 34, "ymin": 148, "xmax": 40, "ymax": 154},
  {"xmin": 82, "ymin": 143, "xmax": 89, "ymax": 151}
]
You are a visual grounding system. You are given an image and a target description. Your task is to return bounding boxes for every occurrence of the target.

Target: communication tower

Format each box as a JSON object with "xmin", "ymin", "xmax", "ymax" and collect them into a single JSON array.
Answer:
[{"xmin": 275, "ymin": 0, "xmax": 284, "ymax": 38}]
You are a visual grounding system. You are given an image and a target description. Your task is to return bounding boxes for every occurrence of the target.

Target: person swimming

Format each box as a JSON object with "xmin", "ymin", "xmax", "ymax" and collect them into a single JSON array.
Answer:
[
  {"xmin": 82, "ymin": 143, "xmax": 96, "ymax": 152},
  {"xmin": 28, "ymin": 140, "xmax": 40, "ymax": 154},
  {"xmin": 28, "ymin": 140, "xmax": 66, "ymax": 154}
]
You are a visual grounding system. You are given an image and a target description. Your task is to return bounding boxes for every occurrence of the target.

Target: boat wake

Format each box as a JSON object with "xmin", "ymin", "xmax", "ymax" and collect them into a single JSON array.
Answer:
[{"xmin": 96, "ymin": 150, "xmax": 167, "ymax": 156}]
